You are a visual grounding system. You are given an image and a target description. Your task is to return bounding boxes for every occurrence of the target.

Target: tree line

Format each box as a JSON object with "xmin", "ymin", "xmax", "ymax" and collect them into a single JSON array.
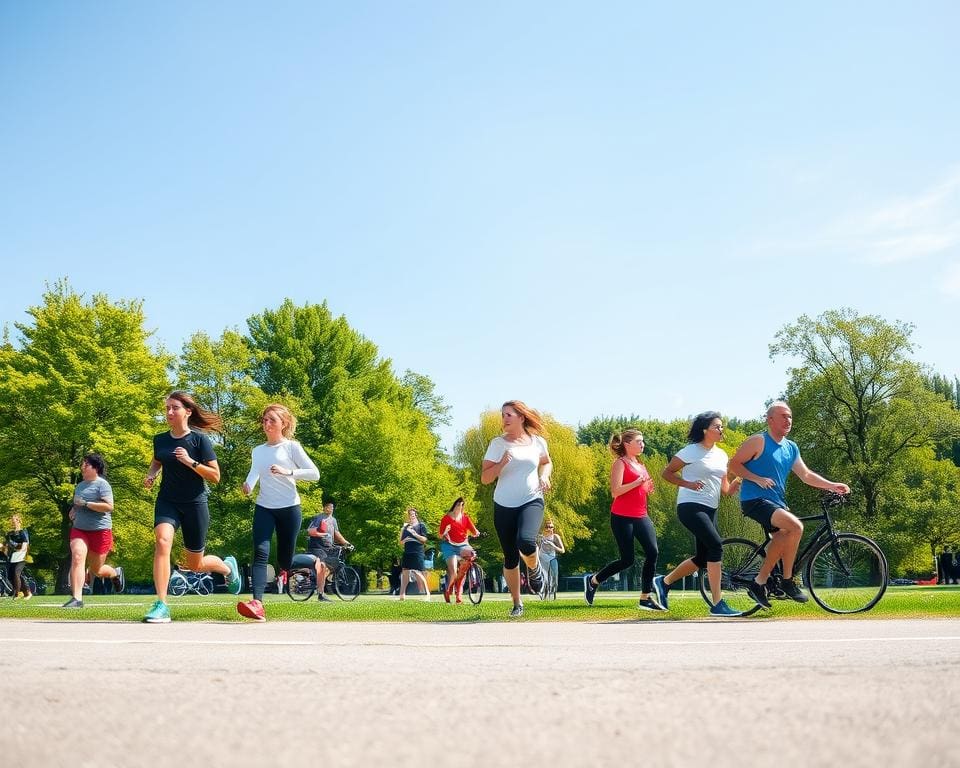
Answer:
[{"xmin": 2, "ymin": 282, "xmax": 958, "ymax": 590}]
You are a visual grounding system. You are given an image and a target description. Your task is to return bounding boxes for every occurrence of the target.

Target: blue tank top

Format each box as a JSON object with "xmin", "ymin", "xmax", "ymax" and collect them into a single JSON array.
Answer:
[{"xmin": 739, "ymin": 432, "xmax": 800, "ymax": 508}]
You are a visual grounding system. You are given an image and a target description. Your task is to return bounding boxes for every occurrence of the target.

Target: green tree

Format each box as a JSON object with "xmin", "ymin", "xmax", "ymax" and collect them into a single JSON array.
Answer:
[
  {"xmin": 577, "ymin": 416, "xmax": 689, "ymax": 459},
  {"xmin": 245, "ymin": 300, "xmax": 400, "ymax": 447},
  {"xmin": 0, "ymin": 281, "xmax": 170, "ymax": 588},
  {"xmin": 401, "ymin": 369, "xmax": 452, "ymax": 438},
  {"xmin": 318, "ymin": 394, "xmax": 464, "ymax": 579},
  {"xmin": 889, "ymin": 448, "xmax": 960, "ymax": 568},
  {"xmin": 771, "ymin": 308, "xmax": 960, "ymax": 520}
]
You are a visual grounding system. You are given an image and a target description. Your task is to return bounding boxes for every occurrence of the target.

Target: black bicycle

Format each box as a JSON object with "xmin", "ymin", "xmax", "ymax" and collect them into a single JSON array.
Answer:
[
  {"xmin": 288, "ymin": 545, "xmax": 361, "ymax": 602},
  {"xmin": 699, "ymin": 492, "xmax": 888, "ymax": 615}
]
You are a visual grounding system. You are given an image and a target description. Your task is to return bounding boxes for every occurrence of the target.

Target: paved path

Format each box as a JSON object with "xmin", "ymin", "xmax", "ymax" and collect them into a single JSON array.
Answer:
[{"xmin": 1, "ymin": 618, "xmax": 958, "ymax": 767}]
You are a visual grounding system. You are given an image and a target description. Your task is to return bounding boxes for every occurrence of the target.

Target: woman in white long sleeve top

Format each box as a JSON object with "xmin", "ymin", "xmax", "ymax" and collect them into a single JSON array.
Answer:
[{"xmin": 236, "ymin": 404, "xmax": 319, "ymax": 621}]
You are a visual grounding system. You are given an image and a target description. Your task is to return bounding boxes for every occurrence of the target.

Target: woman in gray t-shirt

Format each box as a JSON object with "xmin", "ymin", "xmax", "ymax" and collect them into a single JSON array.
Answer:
[{"xmin": 62, "ymin": 453, "xmax": 125, "ymax": 608}]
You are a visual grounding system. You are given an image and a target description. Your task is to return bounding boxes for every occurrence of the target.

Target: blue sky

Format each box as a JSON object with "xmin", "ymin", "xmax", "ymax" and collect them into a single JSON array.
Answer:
[{"xmin": 2, "ymin": 2, "xmax": 958, "ymax": 450}]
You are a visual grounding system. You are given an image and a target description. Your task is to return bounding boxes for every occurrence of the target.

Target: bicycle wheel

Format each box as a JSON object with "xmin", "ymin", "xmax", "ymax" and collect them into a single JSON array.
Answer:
[
  {"xmin": 334, "ymin": 566, "xmax": 361, "ymax": 601},
  {"xmin": 466, "ymin": 562, "xmax": 484, "ymax": 605},
  {"xmin": 805, "ymin": 533, "xmax": 888, "ymax": 614},
  {"xmin": 287, "ymin": 568, "xmax": 316, "ymax": 602},
  {"xmin": 698, "ymin": 538, "xmax": 765, "ymax": 616},
  {"xmin": 195, "ymin": 574, "xmax": 214, "ymax": 596},
  {"xmin": 169, "ymin": 573, "xmax": 188, "ymax": 597}
]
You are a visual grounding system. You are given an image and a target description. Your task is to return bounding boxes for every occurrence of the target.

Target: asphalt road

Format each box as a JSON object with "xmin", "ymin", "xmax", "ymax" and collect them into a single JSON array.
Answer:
[{"xmin": 1, "ymin": 618, "xmax": 958, "ymax": 768}]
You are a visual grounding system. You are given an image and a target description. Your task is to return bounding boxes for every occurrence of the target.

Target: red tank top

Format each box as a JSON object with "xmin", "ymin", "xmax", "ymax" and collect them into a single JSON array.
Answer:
[{"xmin": 611, "ymin": 458, "xmax": 650, "ymax": 518}]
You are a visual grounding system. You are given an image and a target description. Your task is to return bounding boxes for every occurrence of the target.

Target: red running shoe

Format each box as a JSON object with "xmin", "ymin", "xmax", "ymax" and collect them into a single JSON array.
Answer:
[{"xmin": 237, "ymin": 599, "xmax": 266, "ymax": 622}]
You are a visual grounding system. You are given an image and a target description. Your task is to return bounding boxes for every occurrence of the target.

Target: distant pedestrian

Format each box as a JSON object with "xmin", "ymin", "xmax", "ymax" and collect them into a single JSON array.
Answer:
[
  {"xmin": 5, "ymin": 515, "xmax": 32, "ymax": 600},
  {"xmin": 398, "ymin": 508, "xmax": 430, "ymax": 601}
]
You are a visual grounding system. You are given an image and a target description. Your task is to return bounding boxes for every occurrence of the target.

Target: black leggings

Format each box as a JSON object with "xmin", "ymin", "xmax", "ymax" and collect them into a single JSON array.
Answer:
[
  {"xmin": 494, "ymin": 498, "xmax": 544, "ymax": 570},
  {"xmin": 677, "ymin": 502, "xmax": 723, "ymax": 568},
  {"xmin": 7, "ymin": 562, "xmax": 27, "ymax": 596},
  {"xmin": 595, "ymin": 514, "xmax": 658, "ymax": 593},
  {"xmin": 252, "ymin": 504, "xmax": 302, "ymax": 601}
]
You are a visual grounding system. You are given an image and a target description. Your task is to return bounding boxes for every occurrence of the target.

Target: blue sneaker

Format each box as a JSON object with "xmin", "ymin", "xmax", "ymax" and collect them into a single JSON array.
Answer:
[
  {"xmin": 224, "ymin": 555, "xmax": 242, "ymax": 595},
  {"xmin": 584, "ymin": 574, "xmax": 597, "ymax": 606},
  {"xmin": 652, "ymin": 575, "xmax": 669, "ymax": 610},
  {"xmin": 709, "ymin": 599, "xmax": 742, "ymax": 618},
  {"xmin": 144, "ymin": 600, "xmax": 171, "ymax": 623}
]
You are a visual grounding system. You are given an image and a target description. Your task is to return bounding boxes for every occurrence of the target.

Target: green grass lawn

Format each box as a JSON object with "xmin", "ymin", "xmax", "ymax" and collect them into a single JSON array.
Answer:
[{"xmin": 1, "ymin": 586, "xmax": 958, "ymax": 622}]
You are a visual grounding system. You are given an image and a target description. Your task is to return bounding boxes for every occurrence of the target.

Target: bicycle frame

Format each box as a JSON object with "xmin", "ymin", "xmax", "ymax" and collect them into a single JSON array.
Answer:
[{"xmin": 753, "ymin": 497, "xmax": 853, "ymax": 581}]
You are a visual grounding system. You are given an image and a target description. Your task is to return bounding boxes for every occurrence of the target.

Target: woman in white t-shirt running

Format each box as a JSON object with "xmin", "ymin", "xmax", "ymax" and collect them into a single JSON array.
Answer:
[
  {"xmin": 653, "ymin": 411, "xmax": 742, "ymax": 617},
  {"xmin": 237, "ymin": 404, "xmax": 320, "ymax": 622},
  {"xmin": 481, "ymin": 400, "xmax": 553, "ymax": 618}
]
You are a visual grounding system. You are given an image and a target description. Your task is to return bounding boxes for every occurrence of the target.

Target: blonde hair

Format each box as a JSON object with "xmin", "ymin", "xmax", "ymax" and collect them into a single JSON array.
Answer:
[
  {"xmin": 502, "ymin": 400, "xmax": 545, "ymax": 436},
  {"xmin": 261, "ymin": 404, "xmax": 297, "ymax": 438},
  {"xmin": 609, "ymin": 429, "xmax": 643, "ymax": 457}
]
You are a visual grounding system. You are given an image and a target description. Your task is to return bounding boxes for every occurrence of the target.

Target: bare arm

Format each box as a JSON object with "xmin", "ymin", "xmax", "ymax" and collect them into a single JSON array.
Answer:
[
  {"xmin": 661, "ymin": 455, "xmax": 699, "ymax": 491},
  {"xmin": 553, "ymin": 534, "xmax": 566, "ymax": 554},
  {"xmin": 728, "ymin": 435, "xmax": 775, "ymax": 489},
  {"xmin": 720, "ymin": 473, "xmax": 743, "ymax": 496},
  {"xmin": 334, "ymin": 530, "xmax": 351, "ymax": 547},
  {"xmin": 792, "ymin": 456, "xmax": 850, "ymax": 494},
  {"xmin": 481, "ymin": 452, "xmax": 511, "ymax": 484},
  {"xmin": 539, "ymin": 452, "xmax": 553, "ymax": 492},
  {"xmin": 610, "ymin": 459, "xmax": 647, "ymax": 498},
  {"xmin": 143, "ymin": 459, "xmax": 162, "ymax": 489}
]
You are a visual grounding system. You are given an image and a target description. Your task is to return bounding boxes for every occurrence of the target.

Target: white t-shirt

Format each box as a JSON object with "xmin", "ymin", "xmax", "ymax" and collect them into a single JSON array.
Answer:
[
  {"xmin": 483, "ymin": 434, "xmax": 549, "ymax": 507},
  {"xmin": 674, "ymin": 443, "xmax": 729, "ymax": 509},
  {"xmin": 243, "ymin": 440, "xmax": 320, "ymax": 509}
]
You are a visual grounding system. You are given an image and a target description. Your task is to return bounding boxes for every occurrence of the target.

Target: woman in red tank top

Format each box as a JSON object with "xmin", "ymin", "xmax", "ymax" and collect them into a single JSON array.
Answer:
[{"xmin": 583, "ymin": 429, "xmax": 664, "ymax": 611}]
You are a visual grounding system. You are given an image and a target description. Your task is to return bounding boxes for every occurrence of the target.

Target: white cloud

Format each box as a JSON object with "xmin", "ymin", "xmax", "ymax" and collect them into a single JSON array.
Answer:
[{"xmin": 838, "ymin": 168, "xmax": 960, "ymax": 264}]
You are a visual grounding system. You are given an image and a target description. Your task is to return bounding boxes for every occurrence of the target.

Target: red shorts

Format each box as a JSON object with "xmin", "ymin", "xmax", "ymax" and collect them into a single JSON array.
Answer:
[{"xmin": 70, "ymin": 528, "xmax": 114, "ymax": 555}]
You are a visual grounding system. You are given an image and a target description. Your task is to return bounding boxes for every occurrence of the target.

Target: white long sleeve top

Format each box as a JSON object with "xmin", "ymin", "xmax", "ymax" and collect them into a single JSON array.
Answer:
[{"xmin": 243, "ymin": 439, "xmax": 320, "ymax": 508}]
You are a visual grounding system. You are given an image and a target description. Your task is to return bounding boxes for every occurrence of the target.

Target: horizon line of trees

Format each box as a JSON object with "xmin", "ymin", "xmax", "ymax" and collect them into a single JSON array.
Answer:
[{"xmin": 2, "ymin": 281, "xmax": 959, "ymax": 592}]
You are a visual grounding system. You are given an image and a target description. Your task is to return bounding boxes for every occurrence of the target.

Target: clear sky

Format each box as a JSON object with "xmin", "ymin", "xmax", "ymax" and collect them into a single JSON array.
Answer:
[{"xmin": 2, "ymin": 2, "xmax": 958, "ymax": 450}]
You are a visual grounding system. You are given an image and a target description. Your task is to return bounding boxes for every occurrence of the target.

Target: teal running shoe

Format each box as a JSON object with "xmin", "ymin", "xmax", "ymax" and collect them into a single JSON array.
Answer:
[
  {"xmin": 709, "ymin": 599, "xmax": 742, "ymax": 618},
  {"xmin": 144, "ymin": 600, "xmax": 171, "ymax": 623},
  {"xmin": 224, "ymin": 555, "xmax": 242, "ymax": 595}
]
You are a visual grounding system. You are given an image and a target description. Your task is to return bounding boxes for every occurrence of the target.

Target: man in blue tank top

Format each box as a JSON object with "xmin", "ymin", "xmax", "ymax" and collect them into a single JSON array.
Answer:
[{"xmin": 729, "ymin": 401, "xmax": 850, "ymax": 608}]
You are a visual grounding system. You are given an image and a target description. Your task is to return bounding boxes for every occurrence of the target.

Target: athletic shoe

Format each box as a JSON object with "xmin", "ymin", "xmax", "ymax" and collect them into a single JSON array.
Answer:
[
  {"xmin": 637, "ymin": 597, "xmax": 663, "ymax": 612},
  {"xmin": 144, "ymin": 600, "xmax": 171, "ymax": 623},
  {"xmin": 317, "ymin": 592, "xmax": 332, "ymax": 603},
  {"xmin": 23, "ymin": 593, "xmax": 32, "ymax": 600},
  {"xmin": 111, "ymin": 566, "xmax": 125, "ymax": 594},
  {"xmin": 743, "ymin": 579, "xmax": 772, "ymax": 609},
  {"xmin": 237, "ymin": 599, "xmax": 266, "ymax": 622},
  {"xmin": 779, "ymin": 577, "xmax": 809, "ymax": 603},
  {"xmin": 224, "ymin": 555, "xmax": 242, "ymax": 595},
  {"xmin": 61, "ymin": 597, "xmax": 84, "ymax": 609},
  {"xmin": 652, "ymin": 575, "xmax": 669, "ymax": 610},
  {"xmin": 709, "ymin": 599, "xmax": 742, "ymax": 618},
  {"xmin": 527, "ymin": 564, "xmax": 545, "ymax": 597},
  {"xmin": 584, "ymin": 574, "xmax": 598, "ymax": 606},
  {"xmin": 508, "ymin": 604, "xmax": 524, "ymax": 618}
]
